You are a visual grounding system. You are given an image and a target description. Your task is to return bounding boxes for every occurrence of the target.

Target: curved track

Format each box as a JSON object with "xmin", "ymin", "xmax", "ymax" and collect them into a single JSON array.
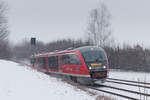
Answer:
[
  {"xmin": 88, "ymin": 85, "xmax": 140, "ymax": 100},
  {"xmin": 87, "ymin": 77, "xmax": 150, "ymax": 100},
  {"xmin": 106, "ymin": 80, "xmax": 150, "ymax": 88},
  {"xmin": 97, "ymin": 84, "xmax": 150, "ymax": 96},
  {"xmin": 107, "ymin": 78, "xmax": 150, "ymax": 86},
  {"xmin": 65, "ymin": 79, "xmax": 150, "ymax": 100}
]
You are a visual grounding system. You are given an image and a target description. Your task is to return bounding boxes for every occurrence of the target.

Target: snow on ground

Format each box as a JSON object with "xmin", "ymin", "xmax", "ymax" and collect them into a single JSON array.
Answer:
[
  {"xmin": 2, "ymin": 59, "xmax": 149, "ymax": 100},
  {"xmin": 109, "ymin": 70, "xmax": 150, "ymax": 82},
  {"xmin": 0, "ymin": 60, "xmax": 96, "ymax": 100}
]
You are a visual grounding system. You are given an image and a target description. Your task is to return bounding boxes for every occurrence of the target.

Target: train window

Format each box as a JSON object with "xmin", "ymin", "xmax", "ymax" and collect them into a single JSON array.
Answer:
[
  {"xmin": 70, "ymin": 54, "xmax": 81, "ymax": 65},
  {"xmin": 48, "ymin": 56, "xmax": 58, "ymax": 69},
  {"xmin": 62, "ymin": 55, "xmax": 70, "ymax": 64},
  {"xmin": 38, "ymin": 57, "xmax": 46, "ymax": 68},
  {"xmin": 82, "ymin": 50, "xmax": 106, "ymax": 62},
  {"xmin": 30, "ymin": 58, "xmax": 36, "ymax": 64},
  {"xmin": 62, "ymin": 54, "xmax": 81, "ymax": 65}
]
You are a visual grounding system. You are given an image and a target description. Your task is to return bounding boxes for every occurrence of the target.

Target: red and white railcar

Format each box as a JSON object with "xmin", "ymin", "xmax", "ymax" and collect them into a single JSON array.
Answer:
[{"xmin": 30, "ymin": 46, "xmax": 109, "ymax": 84}]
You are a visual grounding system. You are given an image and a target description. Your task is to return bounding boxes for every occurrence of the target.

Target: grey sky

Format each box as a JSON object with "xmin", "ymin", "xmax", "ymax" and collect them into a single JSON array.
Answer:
[{"xmin": 5, "ymin": 0, "xmax": 150, "ymax": 47}]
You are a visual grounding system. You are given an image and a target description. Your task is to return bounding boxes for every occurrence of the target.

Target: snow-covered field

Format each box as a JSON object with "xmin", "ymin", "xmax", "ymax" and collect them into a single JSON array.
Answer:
[{"xmin": 0, "ymin": 60, "xmax": 95, "ymax": 100}]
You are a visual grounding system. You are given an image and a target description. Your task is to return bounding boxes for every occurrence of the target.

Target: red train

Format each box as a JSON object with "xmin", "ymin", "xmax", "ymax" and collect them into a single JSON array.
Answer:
[{"xmin": 30, "ymin": 46, "xmax": 109, "ymax": 84}]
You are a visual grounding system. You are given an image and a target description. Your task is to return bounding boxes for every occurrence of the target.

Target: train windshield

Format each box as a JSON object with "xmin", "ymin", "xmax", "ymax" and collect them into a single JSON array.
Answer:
[{"xmin": 81, "ymin": 49, "xmax": 106, "ymax": 63}]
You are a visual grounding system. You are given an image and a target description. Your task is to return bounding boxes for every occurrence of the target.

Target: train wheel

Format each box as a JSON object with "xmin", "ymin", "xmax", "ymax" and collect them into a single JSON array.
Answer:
[{"xmin": 70, "ymin": 76, "xmax": 77, "ymax": 83}]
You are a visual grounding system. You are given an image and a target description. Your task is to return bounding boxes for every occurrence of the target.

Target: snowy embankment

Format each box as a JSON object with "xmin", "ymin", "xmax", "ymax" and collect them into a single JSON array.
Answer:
[{"xmin": 0, "ymin": 60, "xmax": 95, "ymax": 100}]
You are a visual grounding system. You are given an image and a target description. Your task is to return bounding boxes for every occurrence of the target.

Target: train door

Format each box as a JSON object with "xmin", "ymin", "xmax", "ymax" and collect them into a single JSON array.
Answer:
[{"xmin": 59, "ymin": 56, "xmax": 62, "ymax": 72}]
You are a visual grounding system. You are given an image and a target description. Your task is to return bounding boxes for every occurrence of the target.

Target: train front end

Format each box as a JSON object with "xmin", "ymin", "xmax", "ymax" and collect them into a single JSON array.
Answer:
[{"xmin": 77, "ymin": 46, "xmax": 109, "ymax": 84}]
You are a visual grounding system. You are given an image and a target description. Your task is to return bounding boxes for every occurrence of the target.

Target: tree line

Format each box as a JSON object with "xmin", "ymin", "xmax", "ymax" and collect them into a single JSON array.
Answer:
[
  {"xmin": 10, "ymin": 38, "xmax": 150, "ymax": 72},
  {"xmin": 0, "ymin": 1, "xmax": 150, "ymax": 72},
  {"xmin": 105, "ymin": 45, "xmax": 150, "ymax": 72}
]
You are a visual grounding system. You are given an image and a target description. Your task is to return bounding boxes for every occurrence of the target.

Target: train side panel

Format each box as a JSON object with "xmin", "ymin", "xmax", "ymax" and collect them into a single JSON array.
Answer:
[{"xmin": 61, "ymin": 51, "xmax": 90, "ymax": 77}]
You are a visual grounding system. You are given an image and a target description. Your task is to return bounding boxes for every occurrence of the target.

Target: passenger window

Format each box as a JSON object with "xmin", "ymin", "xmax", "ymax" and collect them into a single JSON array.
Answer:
[
  {"xmin": 38, "ymin": 57, "xmax": 46, "ymax": 68},
  {"xmin": 62, "ymin": 55, "xmax": 70, "ymax": 65},
  {"xmin": 30, "ymin": 58, "xmax": 36, "ymax": 64},
  {"xmin": 70, "ymin": 54, "xmax": 81, "ymax": 65},
  {"xmin": 48, "ymin": 56, "xmax": 58, "ymax": 69},
  {"xmin": 62, "ymin": 54, "xmax": 81, "ymax": 65}
]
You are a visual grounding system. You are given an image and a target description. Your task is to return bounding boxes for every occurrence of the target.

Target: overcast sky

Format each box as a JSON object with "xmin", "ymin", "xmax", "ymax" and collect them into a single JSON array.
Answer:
[{"xmin": 4, "ymin": 0, "xmax": 150, "ymax": 47}]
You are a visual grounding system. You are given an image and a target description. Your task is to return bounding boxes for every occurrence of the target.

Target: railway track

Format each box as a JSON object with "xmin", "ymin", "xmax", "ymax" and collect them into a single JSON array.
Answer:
[
  {"xmin": 64, "ymin": 79, "xmax": 141, "ymax": 100},
  {"xmin": 106, "ymin": 80, "xmax": 150, "ymax": 88},
  {"xmin": 106, "ymin": 78, "xmax": 150, "ymax": 88},
  {"xmin": 99, "ymin": 84, "xmax": 150, "ymax": 96},
  {"xmin": 87, "ymin": 83, "xmax": 150, "ymax": 100},
  {"xmin": 107, "ymin": 78, "xmax": 150, "ymax": 86},
  {"xmin": 64, "ymin": 79, "xmax": 150, "ymax": 100},
  {"xmin": 86, "ymin": 77, "xmax": 150, "ymax": 100},
  {"xmin": 88, "ymin": 85, "xmax": 140, "ymax": 100}
]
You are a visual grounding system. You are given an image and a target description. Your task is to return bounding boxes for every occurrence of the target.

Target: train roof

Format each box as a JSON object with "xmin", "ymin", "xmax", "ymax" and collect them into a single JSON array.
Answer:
[
  {"xmin": 75, "ymin": 46, "xmax": 104, "ymax": 52},
  {"xmin": 31, "ymin": 46, "xmax": 104, "ymax": 57}
]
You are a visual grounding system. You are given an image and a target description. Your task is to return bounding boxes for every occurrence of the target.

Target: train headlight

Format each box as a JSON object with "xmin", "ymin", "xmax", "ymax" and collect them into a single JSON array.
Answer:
[
  {"xmin": 103, "ymin": 66, "xmax": 106, "ymax": 69},
  {"xmin": 89, "ymin": 66, "xmax": 92, "ymax": 70}
]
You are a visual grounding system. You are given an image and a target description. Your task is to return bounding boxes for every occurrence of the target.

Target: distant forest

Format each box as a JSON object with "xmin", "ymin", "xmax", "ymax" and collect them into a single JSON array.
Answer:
[{"xmin": 0, "ymin": 1, "xmax": 150, "ymax": 72}]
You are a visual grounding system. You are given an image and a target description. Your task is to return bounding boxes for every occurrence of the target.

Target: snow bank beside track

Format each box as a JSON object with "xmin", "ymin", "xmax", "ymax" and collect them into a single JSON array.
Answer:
[{"xmin": 0, "ymin": 60, "xmax": 95, "ymax": 100}]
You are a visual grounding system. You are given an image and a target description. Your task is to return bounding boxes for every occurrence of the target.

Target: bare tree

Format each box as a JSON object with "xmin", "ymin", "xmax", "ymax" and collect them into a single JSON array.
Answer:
[
  {"xmin": 87, "ymin": 2, "xmax": 113, "ymax": 47},
  {"xmin": 0, "ymin": 1, "xmax": 8, "ymax": 41},
  {"xmin": 0, "ymin": 1, "xmax": 9, "ymax": 59}
]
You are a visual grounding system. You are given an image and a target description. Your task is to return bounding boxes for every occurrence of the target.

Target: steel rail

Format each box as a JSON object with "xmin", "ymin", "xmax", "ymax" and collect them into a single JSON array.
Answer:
[
  {"xmin": 108, "ymin": 78, "xmax": 150, "ymax": 85},
  {"xmin": 88, "ymin": 86, "xmax": 140, "ymax": 100},
  {"xmin": 65, "ymin": 79, "xmax": 140, "ymax": 100},
  {"xmin": 106, "ymin": 80, "xmax": 150, "ymax": 88},
  {"xmin": 99, "ymin": 84, "xmax": 150, "ymax": 96}
]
